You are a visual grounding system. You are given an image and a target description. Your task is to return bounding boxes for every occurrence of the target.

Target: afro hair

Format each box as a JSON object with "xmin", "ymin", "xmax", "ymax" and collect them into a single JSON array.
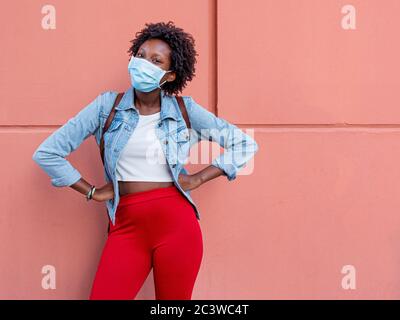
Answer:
[{"xmin": 127, "ymin": 21, "xmax": 198, "ymax": 96}]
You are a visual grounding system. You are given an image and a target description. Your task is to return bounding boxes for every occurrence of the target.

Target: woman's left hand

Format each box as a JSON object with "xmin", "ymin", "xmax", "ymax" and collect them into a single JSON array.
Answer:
[{"xmin": 178, "ymin": 173, "xmax": 203, "ymax": 192}]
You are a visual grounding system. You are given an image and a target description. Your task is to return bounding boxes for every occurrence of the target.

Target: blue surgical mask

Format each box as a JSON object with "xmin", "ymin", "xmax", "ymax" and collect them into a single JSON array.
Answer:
[{"xmin": 128, "ymin": 56, "xmax": 172, "ymax": 92}]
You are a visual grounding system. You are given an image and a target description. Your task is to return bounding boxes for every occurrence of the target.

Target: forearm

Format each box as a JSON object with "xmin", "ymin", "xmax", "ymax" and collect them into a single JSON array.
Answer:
[
  {"xmin": 69, "ymin": 178, "xmax": 93, "ymax": 197},
  {"xmin": 195, "ymin": 165, "xmax": 225, "ymax": 185}
]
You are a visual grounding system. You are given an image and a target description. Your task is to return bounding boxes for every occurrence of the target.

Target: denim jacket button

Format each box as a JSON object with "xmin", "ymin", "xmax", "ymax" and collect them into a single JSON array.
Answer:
[
  {"xmin": 164, "ymin": 140, "xmax": 168, "ymax": 145},
  {"xmin": 158, "ymin": 122, "xmax": 162, "ymax": 127},
  {"xmin": 172, "ymin": 164, "xmax": 176, "ymax": 168}
]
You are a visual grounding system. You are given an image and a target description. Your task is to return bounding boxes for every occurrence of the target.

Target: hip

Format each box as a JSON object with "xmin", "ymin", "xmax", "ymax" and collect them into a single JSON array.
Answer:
[{"xmin": 111, "ymin": 185, "xmax": 200, "ymax": 236}]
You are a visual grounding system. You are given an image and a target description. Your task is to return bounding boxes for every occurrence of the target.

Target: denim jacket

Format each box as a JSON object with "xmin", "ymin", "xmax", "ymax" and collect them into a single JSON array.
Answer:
[{"xmin": 32, "ymin": 85, "xmax": 259, "ymax": 226}]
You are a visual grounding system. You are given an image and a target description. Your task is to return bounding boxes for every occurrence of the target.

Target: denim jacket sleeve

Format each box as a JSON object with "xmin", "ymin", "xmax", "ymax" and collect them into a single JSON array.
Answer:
[
  {"xmin": 185, "ymin": 96, "xmax": 259, "ymax": 181},
  {"xmin": 32, "ymin": 91, "xmax": 109, "ymax": 187}
]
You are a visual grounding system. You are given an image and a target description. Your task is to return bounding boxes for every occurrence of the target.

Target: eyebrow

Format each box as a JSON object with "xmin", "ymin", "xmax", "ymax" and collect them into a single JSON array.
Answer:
[{"xmin": 138, "ymin": 48, "xmax": 165, "ymax": 58}]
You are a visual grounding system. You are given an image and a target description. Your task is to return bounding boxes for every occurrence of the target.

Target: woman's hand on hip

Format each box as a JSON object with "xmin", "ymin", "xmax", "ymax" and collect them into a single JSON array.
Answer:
[{"xmin": 92, "ymin": 182, "xmax": 115, "ymax": 202}]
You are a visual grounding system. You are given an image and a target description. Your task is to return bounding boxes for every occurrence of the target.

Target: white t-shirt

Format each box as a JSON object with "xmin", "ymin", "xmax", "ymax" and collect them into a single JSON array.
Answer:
[{"xmin": 115, "ymin": 111, "xmax": 174, "ymax": 182}]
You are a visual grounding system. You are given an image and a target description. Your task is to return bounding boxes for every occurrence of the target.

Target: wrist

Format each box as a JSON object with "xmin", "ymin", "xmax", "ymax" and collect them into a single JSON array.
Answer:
[
  {"xmin": 86, "ymin": 185, "xmax": 96, "ymax": 201},
  {"xmin": 91, "ymin": 189, "xmax": 100, "ymax": 201},
  {"xmin": 194, "ymin": 172, "xmax": 205, "ymax": 185}
]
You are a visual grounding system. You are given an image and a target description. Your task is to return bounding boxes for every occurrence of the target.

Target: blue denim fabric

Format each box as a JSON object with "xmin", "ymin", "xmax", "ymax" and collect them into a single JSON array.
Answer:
[{"xmin": 32, "ymin": 85, "xmax": 259, "ymax": 225}]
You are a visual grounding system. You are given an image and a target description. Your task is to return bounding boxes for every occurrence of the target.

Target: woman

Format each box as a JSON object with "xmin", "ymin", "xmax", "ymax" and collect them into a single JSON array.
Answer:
[{"xmin": 32, "ymin": 21, "xmax": 259, "ymax": 300}]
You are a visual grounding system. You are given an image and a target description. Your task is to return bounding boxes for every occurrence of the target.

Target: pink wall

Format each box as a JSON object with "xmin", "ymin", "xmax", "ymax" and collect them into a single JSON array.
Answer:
[{"xmin": 1, "ymin": 0, "xmax": 400, "ymax": 299}]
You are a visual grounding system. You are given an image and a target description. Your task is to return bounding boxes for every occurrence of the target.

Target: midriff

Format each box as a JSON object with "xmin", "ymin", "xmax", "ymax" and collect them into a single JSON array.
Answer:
[{"xmin": 118, "ymin": 181, "xmax": 175, "ymax": 196}]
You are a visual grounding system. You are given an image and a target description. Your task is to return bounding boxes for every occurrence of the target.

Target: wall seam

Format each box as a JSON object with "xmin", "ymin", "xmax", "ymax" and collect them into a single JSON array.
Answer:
[{"xmin": 213, "ymin": 0, "xmax": 218, "ymax": 116}]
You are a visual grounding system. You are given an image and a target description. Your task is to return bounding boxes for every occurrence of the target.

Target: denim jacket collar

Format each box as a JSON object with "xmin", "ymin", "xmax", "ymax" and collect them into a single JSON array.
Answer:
[{"xmin": 115, "ymin": 85, "xmax": 179, "ymax": 121}]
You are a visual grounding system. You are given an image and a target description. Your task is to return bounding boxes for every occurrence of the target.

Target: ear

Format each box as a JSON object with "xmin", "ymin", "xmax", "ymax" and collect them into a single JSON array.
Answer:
[{"xmin": 167, "ymin": 71, "xmax": 176, "ymax": 83}]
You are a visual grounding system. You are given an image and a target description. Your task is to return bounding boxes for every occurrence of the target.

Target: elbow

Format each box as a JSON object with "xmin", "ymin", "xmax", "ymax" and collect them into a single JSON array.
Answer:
[
  {"xmin": 242, "ymin": 130, "xmax": 259, "ymax": 155},
  {"xmin": 247, "ymin": 137, "xmax": 259, "ymax": 156},
  {"xmin": 253, "ymin": 140, "xmax": 259, "ymax": 154},
  {"xmin": 32, "ymin": 149, "xmax": 42, "ymax": 164},
  {"xmin": 32, "ymin": 149, "xmax": 48, "ymax": 165},
  {"xmin": 32, "ymin": 146, "xmax": 82, "ymax": 188}
]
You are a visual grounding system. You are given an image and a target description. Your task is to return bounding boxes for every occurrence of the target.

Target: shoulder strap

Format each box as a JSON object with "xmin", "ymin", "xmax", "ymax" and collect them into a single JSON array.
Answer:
[
  {"xmin": 176, "ymin": 96, "xmax": 191, "ymax": 129},
  {"xmin": 100, "ymin": 92, "xmax": 124, "ymax": 165},
  {"xmin": 100, "ymin": 93, "xmax": 190, "ymax": 165}
]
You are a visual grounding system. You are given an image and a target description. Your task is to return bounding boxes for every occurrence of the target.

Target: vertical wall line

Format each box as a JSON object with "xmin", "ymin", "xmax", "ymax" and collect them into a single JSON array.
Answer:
[{"xmin": 210, "ymin": 0, "xmax": 218, "ymax": 115}]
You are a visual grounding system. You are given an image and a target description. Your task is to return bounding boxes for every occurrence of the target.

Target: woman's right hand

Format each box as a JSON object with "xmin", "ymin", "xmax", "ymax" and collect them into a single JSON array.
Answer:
[{"xmin": 92, "ymin": 182, "xmax": 115, "ymax": 202}]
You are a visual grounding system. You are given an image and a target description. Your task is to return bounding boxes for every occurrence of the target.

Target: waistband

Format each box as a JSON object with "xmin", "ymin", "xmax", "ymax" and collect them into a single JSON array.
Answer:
[{"xmin": 118, "ymin": 185, "xmax": 181, "ymax": 207}]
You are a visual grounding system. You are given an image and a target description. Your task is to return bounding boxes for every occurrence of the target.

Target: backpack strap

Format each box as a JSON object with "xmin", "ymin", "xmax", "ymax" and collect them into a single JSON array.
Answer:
[
  {"xmin": 100, "ymin": 93, "xmax": 190, "ymax": 165},
  {"xmin": 100, "ymin": 92, "xmax": 124, "ymax": 165},
  {"xmin": 175, "ymin": 96, "xmax": 191, "ymax": 129}
]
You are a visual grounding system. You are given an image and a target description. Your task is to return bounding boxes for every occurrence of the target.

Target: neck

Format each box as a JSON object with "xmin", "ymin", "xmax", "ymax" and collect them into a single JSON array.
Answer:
[{"xmin": 134, "ymin": 88, "xmax": 161, "ymax": 109}]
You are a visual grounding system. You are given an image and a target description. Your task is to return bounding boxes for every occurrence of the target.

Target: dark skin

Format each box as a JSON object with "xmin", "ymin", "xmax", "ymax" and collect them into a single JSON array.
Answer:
[{"xmin": 70, "ymin": 38, "xmax": 224, "ymax": 202}]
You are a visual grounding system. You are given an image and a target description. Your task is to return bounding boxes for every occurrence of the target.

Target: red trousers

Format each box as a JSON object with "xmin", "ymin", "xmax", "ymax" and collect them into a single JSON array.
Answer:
[{"xmin": 89, "ymin": 186, "xmax": 203, "ymax": 300}]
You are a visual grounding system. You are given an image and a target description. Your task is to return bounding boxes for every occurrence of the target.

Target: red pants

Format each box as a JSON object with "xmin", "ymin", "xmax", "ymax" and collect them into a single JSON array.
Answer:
[{"xmin": 89, "ymin": 186, "xmax": 203, "ymax": 300}]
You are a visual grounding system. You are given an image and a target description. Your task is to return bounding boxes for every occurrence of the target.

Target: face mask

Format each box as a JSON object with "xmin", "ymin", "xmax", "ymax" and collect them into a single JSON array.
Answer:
[{"xmin": 128, "ymin": 56, "xmax": 172, "ymax": 92}]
